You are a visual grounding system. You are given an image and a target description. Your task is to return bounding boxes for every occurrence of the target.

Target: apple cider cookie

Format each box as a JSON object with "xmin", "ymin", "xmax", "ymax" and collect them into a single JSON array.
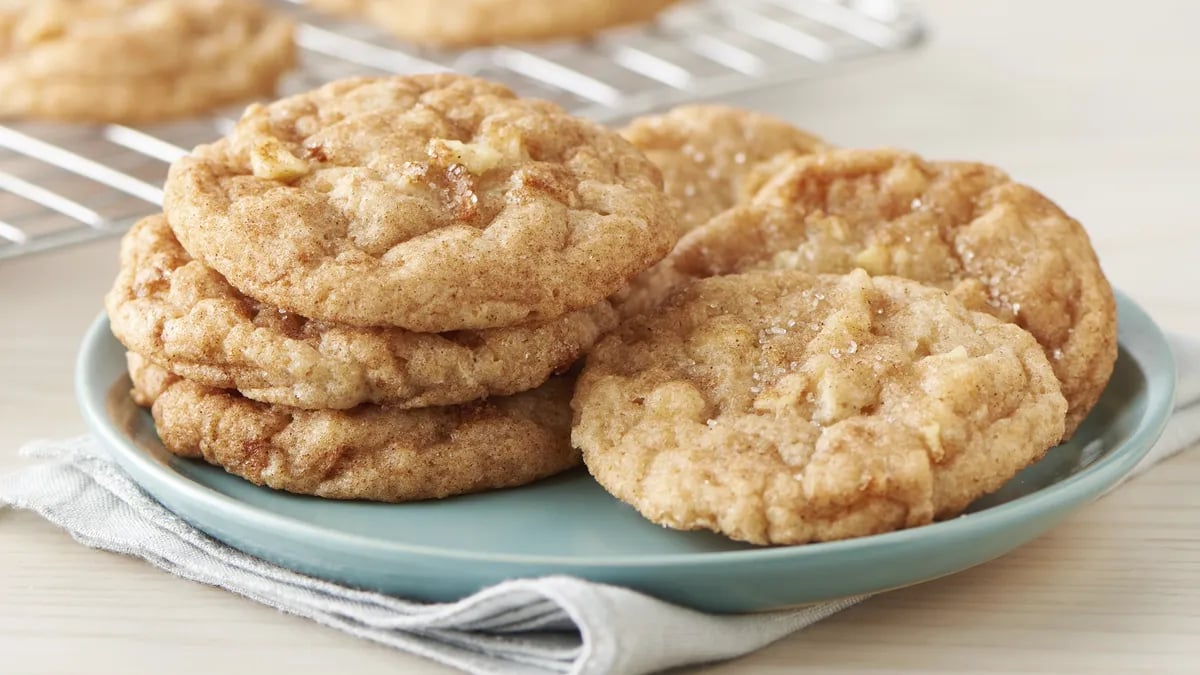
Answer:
[
  {"xmin": 108, "ymin": 215, "xmax": 616, "ymax": 409},
  {"xmin": 573, "ymin": 270, "xmax": 1067, "ymax": 545},
  {"xmin": 128, "ymin": 352, "xmax": 580, "ymax": 502},
  {"xmin": 613, "ymin": 105, "xmax": 828, "ymax": 317},
  {"xmin": 164, "ymin": 74, "xmax": 676, "ymax": 331},
  {"xmin": 621, "ymin": 104, "xmax": 828, "ymax": 232}
]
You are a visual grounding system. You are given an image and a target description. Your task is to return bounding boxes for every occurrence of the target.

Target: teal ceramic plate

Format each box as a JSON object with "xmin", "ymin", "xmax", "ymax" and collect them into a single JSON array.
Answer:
[{"xmin": 78, "ymin": 291, "xmax": 1175, "ymax": 613}]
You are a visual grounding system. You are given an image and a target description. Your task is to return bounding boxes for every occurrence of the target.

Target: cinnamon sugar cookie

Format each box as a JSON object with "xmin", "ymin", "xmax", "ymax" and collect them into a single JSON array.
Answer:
[
  {"xmin": 0, "ymin": 0, "xmax": 293, "ymax": 123},
  {"xmin": 621, "ymin": 105, "xmax": 828, "ymax": 232},
  {"xmin": 644, "ymin": 148, "xmax": 1116, "ymax": 436},
  {"xmin": 128, "ymin": 352, "xmax": 579, "ymax": 502},
  {"xmin": 108, "ymin": 215, "xmax": 616, "ymax": 409},
  {"xmin": 573, "ymin": 270, "xmax": 1067, "ymax": 545},
  {"xmin": 614, "ymin": 105, "xmax": 827, "ymax": 317},
  {"xmin": 164, "ymin": 74, "xmax": 676, "ymax": 331}
]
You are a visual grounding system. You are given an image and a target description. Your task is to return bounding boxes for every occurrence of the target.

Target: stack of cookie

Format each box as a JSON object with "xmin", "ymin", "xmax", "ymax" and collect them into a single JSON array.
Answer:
[
  {"xmin": 104, "ymin": 77, "xmax": 1120, "ymax": 547},
  {"xmin": 106, "ymin": 74, "xmax": 677, "ymax": 501},
  {"xmin": 570, "ymin": 105, "xmax": 1118, "ymax": 545}
]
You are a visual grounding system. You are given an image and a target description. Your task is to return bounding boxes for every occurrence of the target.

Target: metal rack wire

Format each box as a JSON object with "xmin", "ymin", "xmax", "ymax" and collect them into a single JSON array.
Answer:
[{"xmin": 0, "ymin": 0, "xmax": 923, "ymax": 260}]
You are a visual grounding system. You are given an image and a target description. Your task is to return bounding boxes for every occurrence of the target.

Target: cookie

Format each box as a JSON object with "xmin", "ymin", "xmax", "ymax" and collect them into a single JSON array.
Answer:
[
  {"xmin": 0, "ymin": 0, "xmax": 294, "ymax": 123},
  {"xmin": 308, "ymin": 0, "xmax": 678, "ymax": 47},
  {"xmin": 107, "ymin": 214, "xmax": 616, "ymax": 409},
  {"xmin": 128, "ymin": 352, "xmax": 580, "ymax": 501},
  {"xmin": 163, "ymin": 74, "xmax": 676, "ymax": 331},
  {"xmin": 621, "ymin": 105, "xmax": 828, "ymax": 232},
  {"xmin": 645, "ymin": 148, "xmax": 1116, "ymax": 437},
  {"xmin": 573, "ymin": 270, "xmax": 1067, "ymax": 545},
  {"xmin": 613, "ymin": 105, "xmax": 828, "ymax": 318}
]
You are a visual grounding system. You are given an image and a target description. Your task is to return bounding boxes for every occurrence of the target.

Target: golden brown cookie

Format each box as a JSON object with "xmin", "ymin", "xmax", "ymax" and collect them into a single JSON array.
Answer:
[
  {"xmin": 620, "ymin": 105, "xmax": 828, "ymax": 232},
  {"xmin": 0, "ymin": 0, "xmax": 294, "ymax": 123},
  {"xmin": 308, "ymin": 0, "xmax": 678, "ymax": 47},
  {"xmin": 613, "ymin": 105, "xmax": 828, "ymax": 318},
  {"xmin": 573, "ymin": 270, "xmax": 1067, "ymax": 545},
  {"xmin": 128, "ymin": 352, "xmax": 580, "ymax": 502},
  {"xmin": 164, "ymin": 74, "xmax": 676, "ymax": 332},
  {"xmin": 642, "ymin": 148, "xmax": 1116, "ymax": 437},
  {"xmin": 107, "ymin": 214, "xmax": 616, "ymax": 410}
]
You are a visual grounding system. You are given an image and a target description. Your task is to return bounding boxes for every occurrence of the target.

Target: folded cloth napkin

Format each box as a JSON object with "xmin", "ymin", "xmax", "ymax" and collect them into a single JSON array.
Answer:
[{"xmin": 3, "ymin": 334, "xmax": 1199, "ymax": 675}]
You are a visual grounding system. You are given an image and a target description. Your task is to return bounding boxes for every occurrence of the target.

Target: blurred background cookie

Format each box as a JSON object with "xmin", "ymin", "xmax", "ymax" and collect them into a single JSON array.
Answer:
[
  {"xmin": 0, "ymin": 0, "xmax": 294, "ymax": 123},
  {"xmin": 307, "ymin": 0, "xmax": 679, "ymax": 47}
]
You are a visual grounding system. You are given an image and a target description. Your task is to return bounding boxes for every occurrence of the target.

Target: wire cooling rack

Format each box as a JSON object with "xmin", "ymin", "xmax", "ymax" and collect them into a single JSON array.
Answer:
[{"xmin": 0, "ymin": 0, "xmax": 923, "ymax": 260}]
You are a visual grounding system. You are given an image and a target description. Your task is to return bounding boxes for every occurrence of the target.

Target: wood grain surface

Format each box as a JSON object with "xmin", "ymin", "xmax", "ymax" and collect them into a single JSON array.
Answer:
[{"xmin": 2, "ymin": 1, "xmax": 1198, "ymax": 673}]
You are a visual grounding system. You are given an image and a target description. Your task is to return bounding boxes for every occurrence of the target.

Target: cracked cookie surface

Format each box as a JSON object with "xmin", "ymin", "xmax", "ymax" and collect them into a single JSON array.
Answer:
[
  {"xmin": 164, "ymin": 74, "xmax": 676, "ymax": 331},
  {"xmin": 107, "ymin": 215, "xmax": 616, "ymax": 409},
  {"xmin": 573, "ymin": 269, "xmax": 1066, "ymax": 545},
  {"xmin": 0, "ymin": 0, "xmax": 293, "ymax": 122},
  {"xmin": 128, "ymin": 352, "xmax": 580, "ymax": 502},
  {"xmin": 642, "ymin": 148, "xmax": 1116, "ymax": 437}
]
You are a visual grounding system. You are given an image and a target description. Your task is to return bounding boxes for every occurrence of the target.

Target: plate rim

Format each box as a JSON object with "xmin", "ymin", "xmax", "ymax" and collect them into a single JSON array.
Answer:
[{"xmin": 78, "ymin": 290, "xmax": 1176, "ymax": 568}]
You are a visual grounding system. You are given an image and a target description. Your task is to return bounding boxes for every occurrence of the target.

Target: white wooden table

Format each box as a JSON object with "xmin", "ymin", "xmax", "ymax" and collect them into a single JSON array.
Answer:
[{"xmin": 2, "ymin": 1, "xmax": 1199, "ymax": 672}]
